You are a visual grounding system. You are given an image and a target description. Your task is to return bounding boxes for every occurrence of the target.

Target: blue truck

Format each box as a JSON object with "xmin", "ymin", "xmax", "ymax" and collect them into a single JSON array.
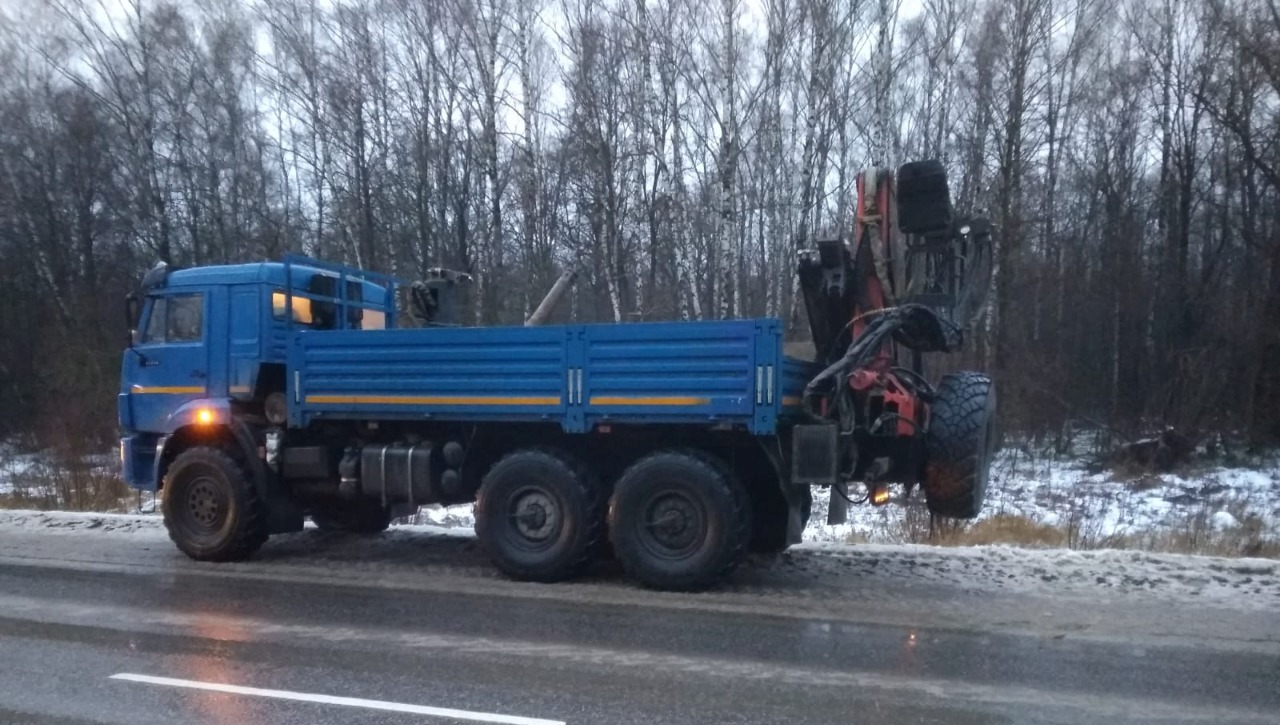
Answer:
[{"xmin": 119, "ymin": 162, "xmax": 997, "ymax": 590}]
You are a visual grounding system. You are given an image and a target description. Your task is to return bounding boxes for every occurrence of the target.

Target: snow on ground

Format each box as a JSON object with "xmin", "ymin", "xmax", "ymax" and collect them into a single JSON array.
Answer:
[
  {"xmin": 3, "ymin": 437, "xmax": 1279, "ymax": 552},
  {"xmin": 806, "ymin": 445, "xmax": 1280, "ymax": 545},
  {"xmin": 0, "ymin": 443, "xmax": 117, "ymax": 498},
  {"xmin": 407, "ymin": 503, "xmax": 476, "ymax": 529},
  {"xmin": 0, "ymin": 509, "xmax": 1275, "ymax": 609},
  {"xmin": 0, "ymin": 509, "xmax": 473, "ymax": 539},
  {"xmin": 784, "ymin": 541, "xmax": 1280, "ymax": 611},
  {"xmin": 787, "ymin": 541, "xmax": 1280, "ymax": 608},
  {"xmin": 0, "ymin": 444, "xmax": 45, "ymax": 496},
  {"xmin": 0, "ymin": 509, "xmax": 165, "ymax": 535}
]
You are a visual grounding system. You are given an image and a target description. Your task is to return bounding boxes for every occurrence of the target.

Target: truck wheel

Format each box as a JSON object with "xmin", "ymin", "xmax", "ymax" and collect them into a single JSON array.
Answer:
[
  {"xmin": 162, "ymin": 446, "xmax": 268, "ymax": 561},
  {"xmin": 311, "ymin": 501, "xmax": 391, "ymax": 534},
  {"xmin": 923, "ymin": 372, "xmax": 997, "ymax": 519},
  {"xmin": 475, "ymin": 448, "xmax": 603, "ymax": 582},
  {"xmin": 608, "ymin": 450, "xmax": 750, "ymax": 591}
]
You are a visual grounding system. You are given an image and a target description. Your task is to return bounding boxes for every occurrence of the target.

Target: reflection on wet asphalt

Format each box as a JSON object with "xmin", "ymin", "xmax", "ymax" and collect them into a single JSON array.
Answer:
[{"xmin": 0, "ymin": 526, "xmax": 1277, "ymax": 725}]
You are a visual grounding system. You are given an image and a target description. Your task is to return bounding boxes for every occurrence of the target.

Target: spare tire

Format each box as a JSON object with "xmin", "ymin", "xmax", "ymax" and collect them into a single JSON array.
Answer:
[{"xmin": 923, "ymin": 372, "xmax": 996, "ymax": 519}]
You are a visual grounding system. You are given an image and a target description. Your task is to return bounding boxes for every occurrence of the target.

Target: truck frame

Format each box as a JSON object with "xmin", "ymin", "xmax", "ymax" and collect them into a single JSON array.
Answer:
[{"xmin": 118, "ymin": 161, "xmax": 996, "ymax": 590}]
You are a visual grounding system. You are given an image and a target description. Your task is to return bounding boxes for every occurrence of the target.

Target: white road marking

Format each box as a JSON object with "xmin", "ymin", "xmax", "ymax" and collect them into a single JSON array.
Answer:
[{"xmin": 109, "ymin": 673, "xmax": 565, "ymax": 725}]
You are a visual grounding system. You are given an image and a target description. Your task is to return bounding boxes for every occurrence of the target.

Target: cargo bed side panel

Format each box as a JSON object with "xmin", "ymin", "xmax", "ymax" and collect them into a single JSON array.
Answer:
[
  {"xmin": 289, "ymin": 319, "xmax": 797, "ymax": 434},
  {"xmin": 289, "ymin": 326, "xmax": 571, "ymax": 427},
  {"xmin": 581, "ymin": 320, "xmax": 759, "ymax": 431}
]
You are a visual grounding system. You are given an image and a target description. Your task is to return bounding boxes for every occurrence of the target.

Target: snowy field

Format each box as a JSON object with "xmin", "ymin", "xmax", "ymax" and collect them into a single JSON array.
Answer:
[
  {"xmin": 0, "ymin": 443, "xmax": 119, "ymax": 508},
  {"xmin": 0, "ymin": 446, "xmax": 42, "ymax": 496},
  {"xmin": 807, "ymin": 445, "xmax": 1280, "ymax": 547}
]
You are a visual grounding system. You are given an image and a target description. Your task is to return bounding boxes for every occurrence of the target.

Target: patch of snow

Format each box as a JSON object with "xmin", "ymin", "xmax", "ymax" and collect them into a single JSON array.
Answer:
[
  {"xmin": 0, "ymin": 442, "xmax": 121, "ymax": 500},
  {"xmin": 0, "ymin": 509, "xmax": 478, "ymax": 539},
  {"xmin": 1212, "ymin": 511, "xmax": 1241, "ymax": 531},
  {"xmin": 786, "ymin": 540, "xmax": 1279, "ymax": 609},
  {"xmin": 0, "ymin": 509, "xmax": 165, "ymax": 535},
  {"xmin": 804, "ymin": 446, "xmax": 1280, "ymax": 544},
  {"xmin": 0, "ymin": 445, "xmax": 46, "ymax": 496},
  {"xmin": 404, "ymin": 503, "xmax": 475, "ymax": 529},
  {"xmin": 390, "ymin": 522, "xmax": 476, "ymax": 537}
]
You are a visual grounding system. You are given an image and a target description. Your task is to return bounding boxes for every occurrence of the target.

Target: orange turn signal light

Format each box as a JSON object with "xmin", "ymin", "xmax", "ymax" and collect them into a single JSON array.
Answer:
[
  {"xmin": 195, "ymin": 408, "xmax": 215, "ymax": 425},
  {"xmin": 871, "ymin": 488, "xmax": 890, "ymax": 506}
]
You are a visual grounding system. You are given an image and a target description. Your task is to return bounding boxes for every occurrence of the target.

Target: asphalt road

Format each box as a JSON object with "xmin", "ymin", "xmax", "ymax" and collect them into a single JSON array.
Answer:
[{"xmin": 0, "ymin": 523, "xmax": 1277, "ymax": 725}]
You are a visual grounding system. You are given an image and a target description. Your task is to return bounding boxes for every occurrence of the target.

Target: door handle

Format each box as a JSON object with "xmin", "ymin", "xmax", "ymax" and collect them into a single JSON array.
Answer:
[{"xmin": 190, "ymin": 370, "xmax": 207, "ymax": 379}]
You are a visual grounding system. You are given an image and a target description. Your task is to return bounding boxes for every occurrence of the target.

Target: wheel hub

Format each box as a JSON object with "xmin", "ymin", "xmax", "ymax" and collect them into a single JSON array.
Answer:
[
  {"xmin": 644, "ymin": 493, "xmax": 701, "ymax": 554},
  {"xmin": 187, "ymin": 478, "xmax": 221, "ymax": 529},
  {"xmin": 511, "ymin": 490, "xmax": 559, "ymax": 542}
]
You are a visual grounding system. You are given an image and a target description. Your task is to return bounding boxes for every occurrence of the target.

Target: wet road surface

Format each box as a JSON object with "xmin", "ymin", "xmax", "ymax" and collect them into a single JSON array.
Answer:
[{"xmin": 0, "ymin": 524, "xmax": 1276, "ymax": 724}]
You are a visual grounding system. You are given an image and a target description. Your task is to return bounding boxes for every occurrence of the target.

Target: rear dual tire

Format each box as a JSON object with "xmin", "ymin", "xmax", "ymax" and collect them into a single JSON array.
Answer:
[
  {"xmin": 475, "ymin": 448, "xmax": 604, "ymax": 583},
  {"xmin": 608, "ymin": 450, "xmax": 750, "ymax": 591},
  {"xmin": 476, "ymin": 447, "xmax": 751, "ymax": 591}
]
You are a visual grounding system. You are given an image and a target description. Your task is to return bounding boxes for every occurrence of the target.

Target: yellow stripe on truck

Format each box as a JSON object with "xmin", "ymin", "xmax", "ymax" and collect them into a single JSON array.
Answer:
[
  {"xmin": 589, "ymin": 396, "xmax": 711, "ymax": 406},
  {"xmin": 781, "ymin": 395, "xmax": 802, "ymax": 406},
  {"xmin": 131, "ymin": 386, "xmax": 205, "ymax": 394},
  {"xmin": 305, "ymin": 394, "xmax": 561, "ymax": 406}
]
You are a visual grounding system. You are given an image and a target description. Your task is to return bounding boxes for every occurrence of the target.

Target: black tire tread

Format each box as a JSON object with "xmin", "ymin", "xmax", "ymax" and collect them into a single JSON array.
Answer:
[
  {"xmin": 162, "ymin": 446, "xmax": 269, "ymax": 562},
  {"xmin": 924, "ymin": 372, "xmax": 996, "ymax": 519},
  {"xmin": 609, "ymin": 449, "xmax": 750, "ymax": 591},
  {"xmin": 475, "ymin": 447, "xmax": 604, "ymax": 582},
  {"xmin": 681, "ymin": 450, "xmax": 752, "ymax": 571}
]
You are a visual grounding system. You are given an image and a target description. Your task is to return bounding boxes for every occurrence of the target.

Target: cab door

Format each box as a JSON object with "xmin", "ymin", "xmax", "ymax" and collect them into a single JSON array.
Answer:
[{"xmin": 126, "ymin": 291, "xmax": 210, "ymax": 433}]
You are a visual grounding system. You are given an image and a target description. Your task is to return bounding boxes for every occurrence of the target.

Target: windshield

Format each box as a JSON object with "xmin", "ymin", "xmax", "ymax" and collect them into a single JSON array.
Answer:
[{"xmin": 142, "ymin": 294, "xmax": 204, "ymax": 343}]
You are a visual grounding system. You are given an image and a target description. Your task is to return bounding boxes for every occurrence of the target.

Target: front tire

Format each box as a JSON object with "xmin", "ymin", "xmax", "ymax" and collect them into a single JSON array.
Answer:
[
  {"xmin": 608, "ymin": 450, "xmax": 750, "ymax": 591},
  {"xmin": 923, "ymin": 372, "xmax": 997, "ymax": 519},
  {"xmin": 162, "ymin": 446, "xmax": 268, "ymax": 561},
  {"xmin": 475, "ymin": 448, "xmax": 603, "ymax": 582}
]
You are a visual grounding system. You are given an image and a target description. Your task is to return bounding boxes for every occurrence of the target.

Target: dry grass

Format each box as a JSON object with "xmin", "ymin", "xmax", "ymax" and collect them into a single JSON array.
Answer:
[
  {"xmin": 1097, "ymin": 506, "xmax": 1280, "ymax": 558},
  {"xmin": 848, "ymin": 504, "xmax": 1280, "ymax": 559},
  {"xmin": 931, "ymin": 514, "xmax": 1070, "ymax": 547}
]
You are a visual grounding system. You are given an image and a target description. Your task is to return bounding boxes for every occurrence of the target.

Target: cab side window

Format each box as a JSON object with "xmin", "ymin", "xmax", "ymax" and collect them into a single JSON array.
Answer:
[{"xmin": 142, "ymin": 294, "xmax": 204, "ymax": 343}]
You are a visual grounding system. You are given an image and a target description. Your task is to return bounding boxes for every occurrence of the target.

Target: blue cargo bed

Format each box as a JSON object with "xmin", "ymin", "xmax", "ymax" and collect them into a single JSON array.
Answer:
[{"xmin": 287, "ymin": 319, "xmax": 814, "ymax": 435}]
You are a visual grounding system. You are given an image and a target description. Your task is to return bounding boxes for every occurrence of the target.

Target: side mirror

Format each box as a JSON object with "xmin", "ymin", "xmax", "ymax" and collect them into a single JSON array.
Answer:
[{"xmin": 125, "ymin": 294, "xmax": 140, "ymax": 347}]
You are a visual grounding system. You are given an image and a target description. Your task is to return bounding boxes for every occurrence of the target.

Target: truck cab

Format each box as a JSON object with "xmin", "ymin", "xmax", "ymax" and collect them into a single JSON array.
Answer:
[{"xmin": 120, "ymin": 256, "xmax": 395, "ymax": 492}]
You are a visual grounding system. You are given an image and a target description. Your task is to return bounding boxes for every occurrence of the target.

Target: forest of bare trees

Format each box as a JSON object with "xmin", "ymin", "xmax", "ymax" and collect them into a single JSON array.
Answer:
[{"xmin": 0, "ymin": 0, "xmax": 1277, "ymax": 451}]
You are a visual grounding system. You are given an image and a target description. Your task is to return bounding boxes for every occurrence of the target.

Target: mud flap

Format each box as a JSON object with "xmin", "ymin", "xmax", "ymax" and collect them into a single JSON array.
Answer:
[
  {"xmin": 826, "ymin": 482, "xmax": 849, "ymax": 525},
  {"xmin": 784, "ymin": 486, "xmax": 813, "ymax": 545},
  {"xmin": 229, "ymin": 420, "xmax": 304, "ymax": 534}
]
